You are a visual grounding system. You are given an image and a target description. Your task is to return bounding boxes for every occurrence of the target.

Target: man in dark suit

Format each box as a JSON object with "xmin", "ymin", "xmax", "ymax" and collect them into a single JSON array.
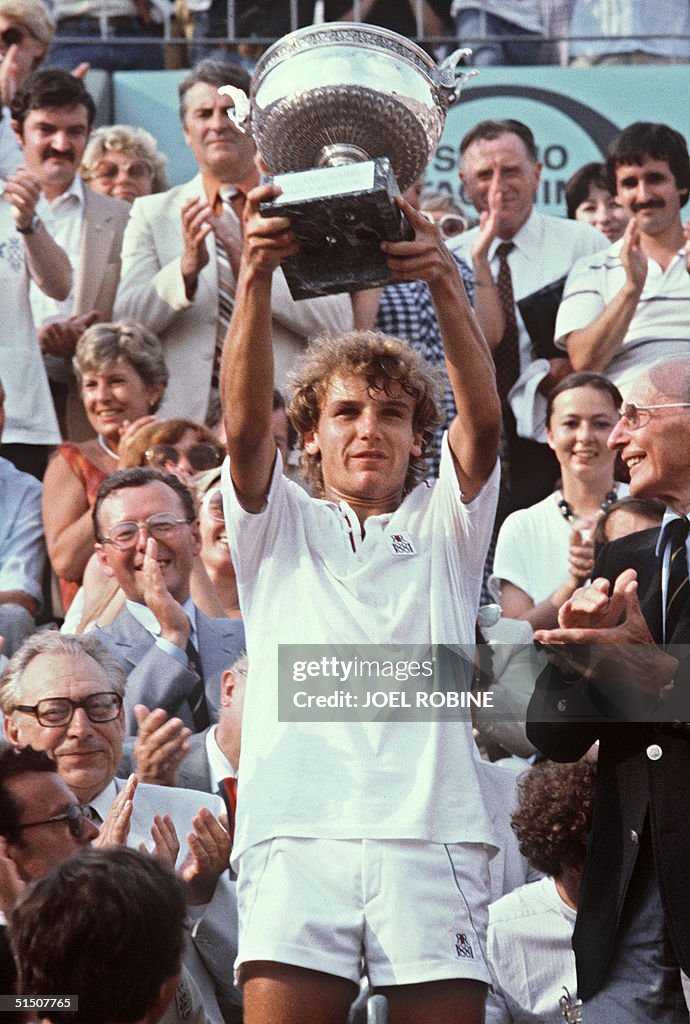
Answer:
[
  {"xmin": 527, "ymin": 356, "xmax": 690, "ymax": 1022},
  {"xmin": 120, "ymin": 652, "xmax": 246, "ymax": 808},
  {"xmin": 92, "ymin": 467, "xmax": 245, "ymax": 735}
]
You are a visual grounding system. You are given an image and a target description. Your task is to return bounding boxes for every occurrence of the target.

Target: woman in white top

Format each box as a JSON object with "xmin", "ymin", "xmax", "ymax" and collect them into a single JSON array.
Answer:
[{"xmin": 492, "ymin": 371, "xmax": 625, "ymax": 630}]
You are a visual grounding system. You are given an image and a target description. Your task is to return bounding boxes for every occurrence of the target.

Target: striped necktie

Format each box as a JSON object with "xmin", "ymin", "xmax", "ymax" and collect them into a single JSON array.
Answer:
[
  {"xmin": 663, "ymin": 516, "xmax": 689, "ymax": 643},
  {"xmin": 494, "ymin": 241, "xmax": 520, "ymax": 408},
  {"xmin": 207, "ymin": 186, "xmax": 244, "ymax": 423},
  {"xmin": 185, "ymin": 639, "xmax": 210, "ymax": 731}
]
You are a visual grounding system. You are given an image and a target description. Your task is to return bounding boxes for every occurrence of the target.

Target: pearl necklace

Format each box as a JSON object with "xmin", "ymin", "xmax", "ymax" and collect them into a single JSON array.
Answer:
[
  {"xmin": 97, "ymin": 434, "xmax": 119, "ymax": 461},
  {"xmin": 557, "ymin": 489, "xmax": 618, "ymax": 524}
]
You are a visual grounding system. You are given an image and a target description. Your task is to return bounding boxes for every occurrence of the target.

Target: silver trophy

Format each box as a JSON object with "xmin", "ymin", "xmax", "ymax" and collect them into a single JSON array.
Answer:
[{"xmin": 244, "ymin": 23, "xmax": 475, "ymax": 299}]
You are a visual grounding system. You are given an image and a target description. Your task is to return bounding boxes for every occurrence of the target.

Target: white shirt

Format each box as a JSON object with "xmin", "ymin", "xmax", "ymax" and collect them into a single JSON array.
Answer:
[
  {"xmin": 223, "ymin": 436, "xmax": 500, "ymax": 860},
  {"xmin": 555, "ymin": 240, "xmax": 690, "ymax": 392},
  {"xmin": 0, "ymin": 107, "xmax": 22, "ymax": 178},
  {"xmin": 449, "ymin": 210, "xmax": 606, "ymax": 374},
  {"xmin": 0, "ymin": 203, "xmax": 60, "ymax": 444},
  {"xmin": 486, "ymin": 875, "xmax": 577, "ymax": 1024},
  {"xmin": 492, "ymin": 485, "xmax": 629, "ymax": 605},
  {"xmin": 31, "ymin": 174, "xmax": 84, "ymax": 327},
  {"xmin": 205, "ymin": 724, "xmax": 236, "ymax": 791}
]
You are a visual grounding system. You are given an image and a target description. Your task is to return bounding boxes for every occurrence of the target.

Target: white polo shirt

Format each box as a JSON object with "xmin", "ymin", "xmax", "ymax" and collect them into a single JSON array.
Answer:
[
  {"xmin": 555, "ymin": 240, "xmax": 690, "ymax": 391},
  {"xmin": 223, "ymin": 436, "xmax": 500, "ymax": 860}
]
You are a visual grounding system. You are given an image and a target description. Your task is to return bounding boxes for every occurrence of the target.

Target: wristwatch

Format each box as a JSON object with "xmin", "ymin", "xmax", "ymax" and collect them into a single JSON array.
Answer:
[{"xmin": 16, "ymin": 213, "xmax": 42, "ymax": 235}]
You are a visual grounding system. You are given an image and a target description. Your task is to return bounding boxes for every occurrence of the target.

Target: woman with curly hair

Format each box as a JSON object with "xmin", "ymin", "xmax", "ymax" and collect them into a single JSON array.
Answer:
[
  {"xmin": 80, "ymin": 124, "xmax": 169, "ymax": 205},
  {"xmin": 486, "ymin": 756, "xmax": 597, "ymax": 1023}
]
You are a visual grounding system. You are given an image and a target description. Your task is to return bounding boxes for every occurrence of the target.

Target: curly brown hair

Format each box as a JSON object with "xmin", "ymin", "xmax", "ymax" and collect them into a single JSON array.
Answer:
[
  {"xmin": 287, "ymin": 330, "xmax": 443, "ymax": 497},
  {"xmin": 511, "ymin": 757, "xmax": 597, "ymax": 878}
]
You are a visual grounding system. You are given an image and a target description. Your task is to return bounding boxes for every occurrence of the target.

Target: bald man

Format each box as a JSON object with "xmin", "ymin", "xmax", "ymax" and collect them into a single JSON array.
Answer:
[{"xmin": 528, "ymin": 357, "xmax": 690, "ymax": 1022}]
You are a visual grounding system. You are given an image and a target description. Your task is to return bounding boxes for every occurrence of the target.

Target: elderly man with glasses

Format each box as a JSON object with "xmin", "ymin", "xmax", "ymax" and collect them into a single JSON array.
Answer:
[
  {"xmin": 91, "ymin": 466, "xmax": 244, "ymax": 735},
  {"xmin": 528, "ymin": 357, "xmax": 690, "ymax": 1021},
  {"xmin": 1, "ymin": 631, "xmax": 243, "ymax": 1024}
]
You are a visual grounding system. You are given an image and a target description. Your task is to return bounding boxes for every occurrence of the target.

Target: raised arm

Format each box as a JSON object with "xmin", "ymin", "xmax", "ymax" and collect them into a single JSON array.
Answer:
[
  {"xmin": 220, "ymin": 183, "xmax": 298, "ymax": 511},
  {"xmin": 382, "ymin": 197, "xmax": 500, "ymax": 499},
  {"xmin": 5, "ymin": 169, "xmax": 71, "ymax": 299},
  {"xmin": 566, "ymin": 217, "xmax": 646, "ymax": 373}
]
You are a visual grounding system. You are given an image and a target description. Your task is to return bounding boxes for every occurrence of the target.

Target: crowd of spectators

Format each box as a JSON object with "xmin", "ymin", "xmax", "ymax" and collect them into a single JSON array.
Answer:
[{"xmin": 0, "ymin": 2, "xmax": 689, "ymax": 1022}]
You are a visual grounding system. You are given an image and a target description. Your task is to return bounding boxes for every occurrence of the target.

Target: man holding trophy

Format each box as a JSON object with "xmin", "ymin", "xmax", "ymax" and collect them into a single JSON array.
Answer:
[{"xmin": 219, "ymin": 28, "xmax": 499, "ymax": 1024}]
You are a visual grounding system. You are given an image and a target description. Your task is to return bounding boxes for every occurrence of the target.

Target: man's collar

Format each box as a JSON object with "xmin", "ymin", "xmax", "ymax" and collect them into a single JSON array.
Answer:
[
  {"xmin": 489, "ymin": 207, "xmax": 536, "ymax": 258},
  {"xmin": 201, "ymin": 168, "xmax": 258, "ymax": 207},
  {"xmin": 89, "ymin": 777, "xmax": 118, "ymax": 820},
  {"xmin": 125, "ymin": 597, "xmax": 197, "ymax": 636},
  {"xmin": 206, "ymin": 724, "xmax": 237, "ymax": 787},
  {"xmin": 656, "ymin": 508, "xmax": 687, "ymax": 556},
  {"xmin": 40, "ymin": 173, "xmax": 84, "ymax": 209}
]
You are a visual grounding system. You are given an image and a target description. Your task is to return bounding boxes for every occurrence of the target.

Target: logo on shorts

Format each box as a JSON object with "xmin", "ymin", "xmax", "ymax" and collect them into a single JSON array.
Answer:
[
  {"xmin": 455, "ymin": 933, "xmax": 474, "ymax": 959},
  {"xmin": 388, "ymin": 532, "xmax": 416, "ymax": 555}
]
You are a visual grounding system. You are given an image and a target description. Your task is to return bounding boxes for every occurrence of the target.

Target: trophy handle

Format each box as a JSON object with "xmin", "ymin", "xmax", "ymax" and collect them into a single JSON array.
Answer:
[
  {"xmin": 218, "ymin": 85, "xmax": 252, "ymax": 134},
  {"xmin": 435, "ymin": 49, "xmax": 478, "ymax": 107}
]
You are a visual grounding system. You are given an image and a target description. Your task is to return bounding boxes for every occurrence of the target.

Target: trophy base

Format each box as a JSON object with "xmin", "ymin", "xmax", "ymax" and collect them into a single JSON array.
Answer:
[{"xmin": 260, "ymin": 157, "xmax": 406, "ymax": 301}]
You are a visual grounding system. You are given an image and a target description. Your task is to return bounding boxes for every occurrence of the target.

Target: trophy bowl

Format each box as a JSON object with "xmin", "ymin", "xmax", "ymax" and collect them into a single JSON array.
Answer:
[{"xmin": 247, "ymin": 23, "xmax": 475, "ymax": 299}]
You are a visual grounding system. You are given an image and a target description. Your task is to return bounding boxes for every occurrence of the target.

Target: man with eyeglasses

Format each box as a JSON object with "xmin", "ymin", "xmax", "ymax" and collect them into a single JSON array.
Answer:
[
  {"xmin": 1, "ymin": 630, "xmax": 243, "ymax": 1024},
  {"xmin": 92, "ymin": 466, "xmax": 245, "ymax": 735},
  {"xmin": 0, "ymin": 749, "xmax": 209, "ymax": 1024},
  {"xmin": 527, "ymin": 358, "xmax": 690, "ymax": 1020}
]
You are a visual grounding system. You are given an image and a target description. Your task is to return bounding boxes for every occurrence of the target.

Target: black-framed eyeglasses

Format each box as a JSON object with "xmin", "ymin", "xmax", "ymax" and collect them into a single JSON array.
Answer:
[
  {"xmin": 99, "ymin": 513, "xmax": 193, "ymax": 550},
  {"xmin": 14, "ymin": 692, "xmax": 123, "ymax": 727},
  {"xmin": 92, "ymin": 159, "xmax": 152, "ymax": 182},
  {"xmin": 618, "ymin": 401, "xmax": 690, "ymax": 430},
  {"xmin": 17, "ymin": 804, "xmax": 91, "ymax": 839},
  {"xmin": 145, "ymin": 442, "xmax": 224, "ymax": 472}
]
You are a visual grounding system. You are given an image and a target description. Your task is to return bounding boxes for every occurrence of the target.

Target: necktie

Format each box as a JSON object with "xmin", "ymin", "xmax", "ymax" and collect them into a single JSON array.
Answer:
[
  {"xmin": 494, "ymin": 241, "xmax": 520, "ymax": 408},
  {"xmin": 220, "ymin": 776, "xmax": 237, "ymax": 846},
  {"xmin": 185, "ymin": 639, "xmax": 210, "ymax": 731},
  {"xmin": 207, "ymin": 187, "xmax": 245, "ymax": 423},
  {"xmin": 663, "ymin": 516, "xmax": 689, "ymax": 643}
]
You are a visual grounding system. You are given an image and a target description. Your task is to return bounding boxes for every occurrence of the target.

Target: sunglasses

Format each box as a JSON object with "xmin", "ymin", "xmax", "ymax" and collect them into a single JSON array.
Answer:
[
  {"xmin": 17, "ymin": 804, "xmax": 91, "ymax": 840},
  {"xmin": 92, "ymin": 159, "xmax": 153, "ymax": 183},
  {"xmin": 145, "ymin": 442, "xmax": 224, "ymax": 472}
]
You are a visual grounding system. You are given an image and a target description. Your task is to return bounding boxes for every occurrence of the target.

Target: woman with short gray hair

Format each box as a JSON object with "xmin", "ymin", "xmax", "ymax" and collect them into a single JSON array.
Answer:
[{"xmin": 42, "ymin": 320, "xmax": 168, "ymax": 614}]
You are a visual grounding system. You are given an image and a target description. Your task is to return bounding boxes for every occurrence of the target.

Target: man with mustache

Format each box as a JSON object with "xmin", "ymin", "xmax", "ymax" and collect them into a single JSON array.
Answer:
[
  {"xmin": 10, "ymin": 68, "xmax": 129, "ymax": 440},
  {"xmin": 556, "ymin": 122, "xmax": 690, "ymax": 392}
]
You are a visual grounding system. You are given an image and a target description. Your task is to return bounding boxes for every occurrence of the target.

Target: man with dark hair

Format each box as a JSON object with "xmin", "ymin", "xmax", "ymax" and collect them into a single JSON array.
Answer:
[
  {"xmin": 115, "ymin": 57, "xmax": 364, "ymax": 426},
  {"xmin": 452, "ymin": 118, "xmax": 604, "ymax": 515},
  {"xmin": 92, "ymin": 467, "xmax": 244, "ymax": 734},
  {"xmin": 0, "ymin": 745, "xmax": 97, "ymax": 881},
  {"xmin": 486, "ymin": 757, "xmax": 597, "ymax": 1023},
  {"xmin": 556, "ymin": 121, "xmax": 690, "ymax": 391},
  {"xmin": 10, "ymin": 67, "xmax": 129, "ymax": 439},
  {"xmin": 528, "ymin": 356, "xmax": 690, "ymax": 1020},
  {"xmin": 10, "ymin": 848, "xmax": 187, "ymax": 1024}
]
